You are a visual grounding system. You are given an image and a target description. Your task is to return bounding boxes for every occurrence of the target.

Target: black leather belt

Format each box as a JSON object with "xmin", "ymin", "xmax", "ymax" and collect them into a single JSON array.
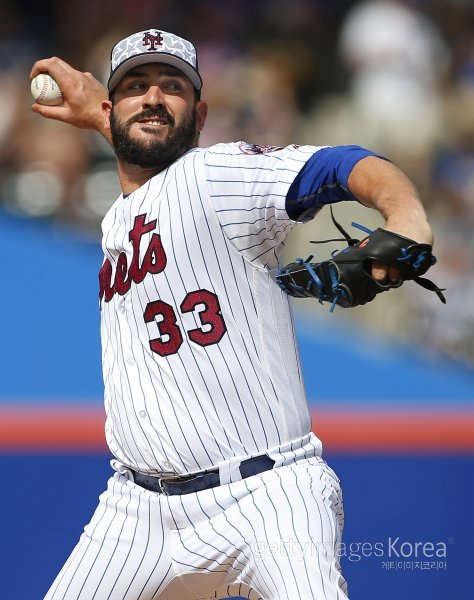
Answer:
[{"xmin": 131, "ymin": 454, "xmax": 275, "ymax": 495}]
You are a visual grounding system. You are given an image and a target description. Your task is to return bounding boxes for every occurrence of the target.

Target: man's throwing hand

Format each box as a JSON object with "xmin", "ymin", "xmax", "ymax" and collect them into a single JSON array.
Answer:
[{"xmin": 30, "ymin": 57, "xmax": 108, "ymax": 133}]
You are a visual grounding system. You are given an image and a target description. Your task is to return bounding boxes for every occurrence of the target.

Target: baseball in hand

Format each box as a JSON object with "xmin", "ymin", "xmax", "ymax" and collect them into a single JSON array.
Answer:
[{"xmin": 31, "ymin": 73, "xmax": 63, "ymax": 106}]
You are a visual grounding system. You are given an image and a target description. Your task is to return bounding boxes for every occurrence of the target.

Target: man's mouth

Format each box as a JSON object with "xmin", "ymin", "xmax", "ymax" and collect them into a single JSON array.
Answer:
[{"xmin": 138, "ymin": 118, "xmax": 168, "ymax": 127}]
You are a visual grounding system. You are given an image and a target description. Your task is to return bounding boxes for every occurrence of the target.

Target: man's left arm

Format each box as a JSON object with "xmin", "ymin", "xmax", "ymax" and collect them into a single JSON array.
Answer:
[
  {"xmin": 277, "ymin": 149, "xmax": 444, "ymax": 307},
  {"xmin": 347, "ymin": 156, "xmax": 433, "ymax": 283}
]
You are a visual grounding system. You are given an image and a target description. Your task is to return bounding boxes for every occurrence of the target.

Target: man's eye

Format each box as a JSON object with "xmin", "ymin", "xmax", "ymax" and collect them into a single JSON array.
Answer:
[
  {"xmin": 164, "ymin": 81, "xmax": 183, "ymax": 92},
  {"xmin": 129, "ymin": 82, "xmax": 146, "ymax": 90}
]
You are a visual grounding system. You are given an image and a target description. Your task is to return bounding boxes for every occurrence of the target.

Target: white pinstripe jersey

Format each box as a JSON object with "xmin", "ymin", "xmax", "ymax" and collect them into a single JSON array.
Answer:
[{"xmin": 99, "ymin": 142, "xmax": 324, "ymax": 475}]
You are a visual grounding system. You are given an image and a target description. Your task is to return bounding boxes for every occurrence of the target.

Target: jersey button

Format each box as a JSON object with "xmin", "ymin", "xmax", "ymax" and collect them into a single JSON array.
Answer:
[
  {"xmin": 138, "ymin": 410, "xmax": 147, "ymax": 419},
  {"xmin": 163, "ymin": 461, "xmax": 174, "ymax": 471},
  {"xmin": 127, "ymin": 355, "xmax": 135, "ymax": 365}
]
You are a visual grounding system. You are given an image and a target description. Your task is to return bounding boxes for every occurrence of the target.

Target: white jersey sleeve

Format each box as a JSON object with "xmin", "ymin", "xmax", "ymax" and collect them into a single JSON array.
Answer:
[{"xmin": 203, "ymin": 142, "xmax": 325, "ymax": 268}]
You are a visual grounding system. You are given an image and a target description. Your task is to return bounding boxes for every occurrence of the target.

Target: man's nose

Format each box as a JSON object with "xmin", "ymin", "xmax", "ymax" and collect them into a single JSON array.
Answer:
[{"xmin": 142, "ymin": 85, "xmax": 164, "ymax": 107}]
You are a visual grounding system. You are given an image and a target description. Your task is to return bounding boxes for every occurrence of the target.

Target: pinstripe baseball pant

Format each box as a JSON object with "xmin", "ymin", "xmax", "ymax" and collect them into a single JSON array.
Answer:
[{"xmin": 44, "ymin": 454, "xmax": 348, "ymax": 599}]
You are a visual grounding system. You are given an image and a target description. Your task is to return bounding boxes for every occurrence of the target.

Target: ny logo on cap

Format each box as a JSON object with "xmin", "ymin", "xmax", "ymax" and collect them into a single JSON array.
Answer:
[{"xmin": 142, "ymin": 31, "xmax": 163, "ymax": 51}]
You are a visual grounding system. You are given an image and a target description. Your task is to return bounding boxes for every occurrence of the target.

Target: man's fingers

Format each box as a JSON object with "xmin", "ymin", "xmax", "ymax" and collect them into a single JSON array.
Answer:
[
  {"xmin": 30, "ymin": 57, "xmax": 82, "ymax": 97},
  {"xmin": 31, "ymin": 102, "xmax": 68, "ymax": 121},
  {"xmin": 388, "ymin": 265, "xmax": 400, "ymax": 282},
  {"xmin": 371, "ymin": 261, "xmax": 400, "ymax": 283},
  {"xmin": 371, "ymin": 261, "xmax": 387, "ymax": 282},
  {"xmin": 30, "ymin": 57, "xmax": 71, "ymax": 79}
]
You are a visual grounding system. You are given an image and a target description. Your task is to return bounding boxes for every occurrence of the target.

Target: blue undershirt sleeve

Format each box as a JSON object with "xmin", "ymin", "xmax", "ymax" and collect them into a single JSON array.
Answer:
[{"xmin": 285, "ymin": 145, "xmax": 387, "ymax": 222}]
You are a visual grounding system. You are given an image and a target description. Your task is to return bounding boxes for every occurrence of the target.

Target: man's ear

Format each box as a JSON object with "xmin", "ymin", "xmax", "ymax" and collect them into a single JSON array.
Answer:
[
  {"xmin": 195, "ymin": 100, "xmax": 208, "ymax": 133},
  {"xmin": 102, "ymin": 100, "xmax": 113, "ymax": 130}
]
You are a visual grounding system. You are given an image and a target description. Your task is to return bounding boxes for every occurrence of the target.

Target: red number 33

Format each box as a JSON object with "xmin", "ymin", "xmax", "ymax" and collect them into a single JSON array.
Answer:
[{"xmin": 143, "ymin": 289, "xmax": 226, "ymax": 357}]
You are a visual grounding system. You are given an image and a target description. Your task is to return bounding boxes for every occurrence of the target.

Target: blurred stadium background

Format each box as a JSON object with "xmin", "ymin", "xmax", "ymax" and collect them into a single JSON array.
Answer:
[{"xmin": 1, "ymin": 0, "xmax": 473, "ymax": 598}]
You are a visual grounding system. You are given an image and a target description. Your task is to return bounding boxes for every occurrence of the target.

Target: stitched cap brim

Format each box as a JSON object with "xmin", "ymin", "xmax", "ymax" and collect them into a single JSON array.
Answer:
[{"xmin": 108, "ymin": 53, "xmax": 202, "ymax": 92}]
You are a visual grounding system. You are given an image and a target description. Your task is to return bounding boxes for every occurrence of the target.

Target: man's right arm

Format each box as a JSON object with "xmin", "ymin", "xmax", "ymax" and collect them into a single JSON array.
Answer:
[{"xmin": 30, "ymin": 57, "xmax": 111, "ymax": 143}]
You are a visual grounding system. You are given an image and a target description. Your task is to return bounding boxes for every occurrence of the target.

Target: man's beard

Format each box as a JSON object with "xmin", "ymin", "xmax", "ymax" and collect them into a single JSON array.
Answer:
[{"xmin": 110, "ymin": 105, "xmax": 198, "ymax": 169}]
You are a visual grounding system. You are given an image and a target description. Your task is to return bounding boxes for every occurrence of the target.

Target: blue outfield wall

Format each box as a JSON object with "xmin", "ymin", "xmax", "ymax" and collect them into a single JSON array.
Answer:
[{"xmin": 2, "ymin": 212, "xmax": 474, "ymax": 599}]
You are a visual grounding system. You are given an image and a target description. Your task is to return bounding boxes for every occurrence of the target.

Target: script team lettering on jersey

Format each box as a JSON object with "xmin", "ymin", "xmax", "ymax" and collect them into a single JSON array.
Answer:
[{"xmin": 99, "ymin": 214, "xmax": 167, "ymax": 302}]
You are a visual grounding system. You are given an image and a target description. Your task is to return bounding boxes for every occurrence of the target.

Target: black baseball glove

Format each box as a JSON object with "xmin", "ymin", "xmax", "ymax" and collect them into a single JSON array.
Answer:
[{"xmin": 276, "ymin": 210, "xmax": 446, "ymax": 311}]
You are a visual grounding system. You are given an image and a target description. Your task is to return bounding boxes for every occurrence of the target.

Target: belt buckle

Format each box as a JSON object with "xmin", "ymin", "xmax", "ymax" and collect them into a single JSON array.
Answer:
[
  {"xmin": 157, "ymin": 472, "xmax": 189, "ymax": 482},
  {"xmin": 159, "ymin": 472, "xmax": 200, "ymax": 495}
]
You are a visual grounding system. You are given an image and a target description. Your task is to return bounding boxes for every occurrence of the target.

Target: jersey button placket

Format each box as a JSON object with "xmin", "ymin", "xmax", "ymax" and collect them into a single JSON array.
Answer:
[{"xmin": 116, "ymin": 294, "xmax": 126, "ymax": 313}]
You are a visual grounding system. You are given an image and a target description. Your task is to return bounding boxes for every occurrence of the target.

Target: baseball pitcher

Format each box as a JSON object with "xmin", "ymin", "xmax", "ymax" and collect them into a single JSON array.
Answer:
[{"xmin": 31, "ymin": 29, "xmax": 441, "ymax": 600}]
